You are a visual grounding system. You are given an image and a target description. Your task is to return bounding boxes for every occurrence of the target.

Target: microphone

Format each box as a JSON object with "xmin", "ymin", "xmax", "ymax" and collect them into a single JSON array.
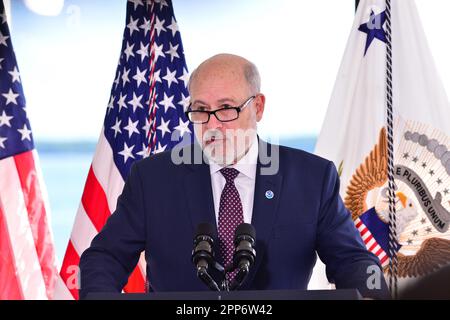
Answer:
[
  {"xmin": 230, "ymin": 223, "xmax": 256, "ymax": 290},
  {"xmin": 192, "ymin": 223, "xmax": 220, "ymax": 291}
]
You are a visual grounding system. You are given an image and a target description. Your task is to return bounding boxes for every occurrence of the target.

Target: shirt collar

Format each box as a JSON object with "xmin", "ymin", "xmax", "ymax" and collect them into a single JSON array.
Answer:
[{"xmin": 209, "ymin": 134, "xmax": 258, "ymax": 179}]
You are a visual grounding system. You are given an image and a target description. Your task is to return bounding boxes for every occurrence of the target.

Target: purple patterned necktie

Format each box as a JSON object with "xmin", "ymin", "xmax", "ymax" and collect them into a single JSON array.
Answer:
[{"xmin": 218, "ymin": 167, "xmax": 244, "ymax": 281}]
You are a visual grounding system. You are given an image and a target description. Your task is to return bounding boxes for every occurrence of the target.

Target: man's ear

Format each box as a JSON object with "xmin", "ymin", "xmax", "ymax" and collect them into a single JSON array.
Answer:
[{"xmin": 254, "ymin": 94, "xmax": 265, "ymax": 122}]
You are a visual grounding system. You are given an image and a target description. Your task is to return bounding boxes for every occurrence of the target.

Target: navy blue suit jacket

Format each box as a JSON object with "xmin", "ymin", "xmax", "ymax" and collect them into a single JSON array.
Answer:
[{"xmin": 79, "ymin": 140, "xmax": 390, "ymax": 299}]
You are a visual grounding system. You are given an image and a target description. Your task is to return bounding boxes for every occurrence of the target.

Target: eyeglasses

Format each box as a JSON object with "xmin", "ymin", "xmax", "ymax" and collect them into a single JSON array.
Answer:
[{"xmin": 185, "ymin": 95, "xmax": 256, "ymax": 124}]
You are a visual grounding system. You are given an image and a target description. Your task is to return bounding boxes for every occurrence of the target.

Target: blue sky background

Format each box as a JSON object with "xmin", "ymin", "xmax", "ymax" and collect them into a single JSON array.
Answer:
[
  {"xmin": 8, "ymin": 0, "xmax": 450, "ymax": 142},
  {"xmin": 9, "ymin": 0, "xmax": 353, "ymax": 141}
]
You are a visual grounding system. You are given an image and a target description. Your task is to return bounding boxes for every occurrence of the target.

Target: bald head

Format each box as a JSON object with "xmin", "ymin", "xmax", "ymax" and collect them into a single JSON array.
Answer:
[{"xmin": 188, "ymin": 54, "xmax": 261, "ymax": 95}]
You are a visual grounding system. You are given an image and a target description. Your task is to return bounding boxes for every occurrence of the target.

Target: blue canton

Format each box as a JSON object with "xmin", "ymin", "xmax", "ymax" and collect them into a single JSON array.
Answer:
[
  {"xmin": 104, "ymin": 0, "xmax": 192, "ymax": 180},
  {"xmin": 0, "ymin": 1, "xmax": 34, "ymax": 160}
]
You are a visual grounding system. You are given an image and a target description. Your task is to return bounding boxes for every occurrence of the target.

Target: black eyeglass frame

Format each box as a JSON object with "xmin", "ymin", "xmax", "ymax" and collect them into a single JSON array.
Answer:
[{"xmin": 185, "ymin": 95, "xmax": 256, "ymax": 124}]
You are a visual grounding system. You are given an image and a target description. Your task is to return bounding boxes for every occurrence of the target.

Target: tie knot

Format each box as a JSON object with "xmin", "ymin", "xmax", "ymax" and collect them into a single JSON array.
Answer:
[{"xmin": 220, "ymin": 167, "xmax": 240, "ymax": 183}]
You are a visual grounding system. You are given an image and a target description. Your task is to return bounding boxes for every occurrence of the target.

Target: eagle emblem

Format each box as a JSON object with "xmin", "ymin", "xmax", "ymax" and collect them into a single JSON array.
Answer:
[{"xmin": 344, "ymin": 125, "xmax": 450, "ymax": 277}]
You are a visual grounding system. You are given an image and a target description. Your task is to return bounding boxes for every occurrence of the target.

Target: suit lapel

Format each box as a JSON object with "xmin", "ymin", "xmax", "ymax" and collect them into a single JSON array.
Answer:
[{"xmin": 243, "ymin": 140, "xmax": 283, "ymax": 288}]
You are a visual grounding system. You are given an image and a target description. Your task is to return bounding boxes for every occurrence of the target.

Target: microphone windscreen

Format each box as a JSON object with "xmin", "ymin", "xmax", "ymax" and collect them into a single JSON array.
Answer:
[
  {"xmin": 195, "ymin": 222, "xmax": 216, "ymax": 238},
  {"xmin": 234, "ymin": 223, "xmax": 255, "ymax": 240}
]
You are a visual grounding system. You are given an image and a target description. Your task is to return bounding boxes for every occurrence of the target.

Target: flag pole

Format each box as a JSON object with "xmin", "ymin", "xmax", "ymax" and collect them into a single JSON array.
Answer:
[
  {"xmin": 355, "ymin": 0, "xmax": 398, "ymax": 299},
  {"xmin": 384, "ymin": 0, "xmax": 399, "ymax": 299}
]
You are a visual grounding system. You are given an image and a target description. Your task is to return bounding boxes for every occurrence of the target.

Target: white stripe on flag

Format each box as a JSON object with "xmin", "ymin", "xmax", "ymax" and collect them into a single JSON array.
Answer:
[
  {"xmin": 365, "ymin": 237, "xmax": 376, "ymax": 249},
  {"xmin": 361, "ymin": 229, "xmax": 372, "ymax": 241},
  {"xmin": 32, "ymin": 150, "xmax": 54, "ymax": 238},
  {"xmin": 357, "ymin": 224, "xmax": 366, "ymax": 233},
  {"xmin": 91, "ymin": 130, "xmax": 125, "ymax": 213},
  {"xmin": 70, "ymin": 203, "xmax": 99, "ymax": 256},
  {"xmin": 373, "ymin": 244, "xmax": 382, "ymax": 253},
  {"xmin": 53, "ymin": 273, "xmax": 74, "ymax": 300},
  {"xmin": 0, "ymin": 157, "xmax": 47, "ymax": 300}
]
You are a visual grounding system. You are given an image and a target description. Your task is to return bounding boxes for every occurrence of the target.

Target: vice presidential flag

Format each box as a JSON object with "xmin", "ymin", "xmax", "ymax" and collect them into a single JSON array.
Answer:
[
  {"xmin": 0, "ymin": 0, "xmax": 58, "ymax": 299},
  {"xmin": 315, "ymin": 0, "xmax": 450, "ymax": 292},
  {"xmin": 56, "ymin": 0, "xmax": 192, "ymax": 299}
]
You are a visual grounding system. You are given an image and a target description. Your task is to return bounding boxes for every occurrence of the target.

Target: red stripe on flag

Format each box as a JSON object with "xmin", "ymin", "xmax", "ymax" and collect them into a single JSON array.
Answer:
[
  {"xmin": 124, "ymin": 266, "xmax": 146, "ymax": 293},
  {"xmin": 59, "ymin": 241, "xmax": 80, "ymax": 300},
  {"xmin": 363, "ymin": 234, "xmax": 373, "ymax": 244},
  {"xmin": 374, "ymin": 247, "xmax": 384, "ymax": 257},
  {"xmin": 368, "ymin": 241, "xmax": 378, "ymax": 252},
  {"xmin": 359, "ymin": 227, "xmax": 369, "ymax": 237},
  {"xmin": 380, "ymin": 255, "xmax": 389, "ymax": 265},
  {"xmin": 0, "ymin": 205, "xmax": 24, "ymax": 299},
  {"xmin": 355, "ymin": 220, "xmax": 362, "ymax": 228},
  {"xmin": 73, "ymin": 166, "xmax": 146, "ymax": 296},
  {"xmin": 13, "ymin": 151, "xmax": 57, "ymax": 298},
  {"xmin": 81, "ymin": 166, "xmax": 111, "ymax": 232}
]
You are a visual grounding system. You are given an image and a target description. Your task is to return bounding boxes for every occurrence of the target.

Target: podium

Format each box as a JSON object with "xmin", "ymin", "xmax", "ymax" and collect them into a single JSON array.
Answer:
[{"xmin": 86, "ymin": 289, "xmax": 362, "ymax": 300}]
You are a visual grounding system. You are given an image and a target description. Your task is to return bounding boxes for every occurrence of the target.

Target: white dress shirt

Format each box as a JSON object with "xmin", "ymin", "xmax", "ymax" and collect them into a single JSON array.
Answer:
[{"xmin": 208, "ymin": 135, "xmax": 258, "ymax": 226}]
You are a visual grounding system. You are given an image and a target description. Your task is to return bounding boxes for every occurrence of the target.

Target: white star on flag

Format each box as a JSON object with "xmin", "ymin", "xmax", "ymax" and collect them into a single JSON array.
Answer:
[
  {"xmin": 159, "ymin": 92, "xmax": 176, "ymax": 112},
  {"xmin": 154, "ymin": 142, "xmax": 167, "ymax": 154},
  {"xmin": 162, "ymin": 67, "xmax": 178, "ymax": 88},
  {"xmin": 136, "ymin": 143, "xmax": 148, "ymax": 158},
  {"xmin": 117, "ymin": 93, "xmax": 128, "ymax": 111},
  {"xmin": 124, "ymin": 42, "xmax": 135, "ymax": 62},
  {"xmin": 124, "ymin": 118, "xmax": 140, "ymax": 138},
  {"xmin": 158, "ymin": 0, "xmax": 169, "ymax": 10},
  {"xmin": 0, "ymin": 136, "xmax": 6, "ymax": 148},
  {"xmin": 152, "ymin": 69, "xmax": 162, "ymax": 83},
  {"xmin": 178, "ymin": 93, "xmax": 190, "ymax": 111},
  {"xmin": 8, "ymin": 66, "xmax": 20, "ymax": 83},
  {"xmin": 113, "ymin": 71, "xmax": 121, "ymax": 88},
  {"xmin": 154, "ymin": 17, "xmax": 166, "ymax": 36},
  {"xmin": 128, "ymin": 0, "xmax": 144, "ymax": 10},
  {"xmin": 178, "ymin": 68, "xmax": 189, "ymax": 88},
  {"xmin": 0, "ymin": 31, "xmax": 8, "ymax": 46},
  {"xmin": 121, "ymin": 67, "xmax": 131, "ymax": 85},
  {"xmin": 142, "ymin": 118, "xmax": 151, "ymax": 137},
  {"xmin": 167, "ymin": 17, "xmax": 179, "ymax": 37},
  {"xmin": 128, "ymin": 92, "xmax": 144, "ymax": 112},
  {"xmin": 157, "ymin": 118, "xmax": 171, "ymax": 138},
  {"xmin": 132, "ymin": 67, "xmax": 147, "ymax": 87},
  {"xmin": 136, "ymin": 42, "xmax": 149, "ymax": 62},
  {"xmin": 2, "ymin": 88, "xmax": 19, "ymax": 105},
  {"xmin": 107, "ymin": 95, "xmax": 115, "ymax": 113},
  {"xmin": 118, "ymin": 142, "xmax": 135, "ymax": 163},
  {"xmin": 110, "ymin": 118, "xmax": 122, "ymax": 138},
  {"xmin": 127, "ymin": 16, "xmax": 140, "ymax": 36},
  {"xmin": 0, "ymin": 110, "xmax": 13, "ymax": 127},
  {"xmin": 174, "ymin": 118, "xmax": 191, "ymax": 137},
  {"xmin": 140, "ymin": 17, "xmax": 151, "ymax": 36},
  {"xmin": 165, "ymin": 42, "xmax": 180, "ymax": 62},
  {"xmin": 153, "ymin": 43, "xmax": 165, "ymax": 63},
  {"xmin": 17, "ymin": 124, "xmax": 32, "ymax": 141}
]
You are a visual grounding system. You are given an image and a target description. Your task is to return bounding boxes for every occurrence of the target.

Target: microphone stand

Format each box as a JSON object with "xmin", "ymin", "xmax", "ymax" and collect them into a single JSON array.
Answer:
[{"xmin": 196, "ymin": 261, "xmax": 220, "ymax": 292}]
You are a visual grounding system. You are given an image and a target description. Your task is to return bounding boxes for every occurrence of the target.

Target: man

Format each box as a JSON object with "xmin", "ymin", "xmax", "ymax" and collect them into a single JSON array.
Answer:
[{"xmin": 79, "ymin": 54, "xmax": 390, "ymax": 299}]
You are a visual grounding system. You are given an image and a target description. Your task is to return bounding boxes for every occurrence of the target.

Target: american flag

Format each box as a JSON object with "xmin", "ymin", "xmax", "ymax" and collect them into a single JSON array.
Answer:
[
  {"xmin": 355, "ymin": 217, "xmax": 389, "ymax": 268},
  {"xmin": 55, "ymin": 0, "xmax": 192, "ymax": 299},
  {"xmin": 0, "ymin": 1, "xmax": 58, "ymax": 299}
]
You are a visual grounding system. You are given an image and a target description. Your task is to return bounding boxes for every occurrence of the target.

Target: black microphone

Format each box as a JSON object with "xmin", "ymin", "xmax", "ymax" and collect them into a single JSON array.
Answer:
[
  {"xmin": 230, "ymin": 223, "xmax": 256, "ymax": 290},
  {"xmin": 192, "ymin": 223, "xmax": 220, "ymax": 291}
]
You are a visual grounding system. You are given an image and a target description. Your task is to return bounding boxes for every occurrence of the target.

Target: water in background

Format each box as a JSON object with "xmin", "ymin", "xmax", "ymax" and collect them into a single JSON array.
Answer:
[{"xmin": 37, "ymin": 137, "xmax": 316, "ymax": 266}]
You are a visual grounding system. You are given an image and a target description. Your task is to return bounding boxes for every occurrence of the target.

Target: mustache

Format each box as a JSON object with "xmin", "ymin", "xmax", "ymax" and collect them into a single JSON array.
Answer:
[{"xmin": 202, "ymin": 130, "xmax": 226, "ymax": 143}]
